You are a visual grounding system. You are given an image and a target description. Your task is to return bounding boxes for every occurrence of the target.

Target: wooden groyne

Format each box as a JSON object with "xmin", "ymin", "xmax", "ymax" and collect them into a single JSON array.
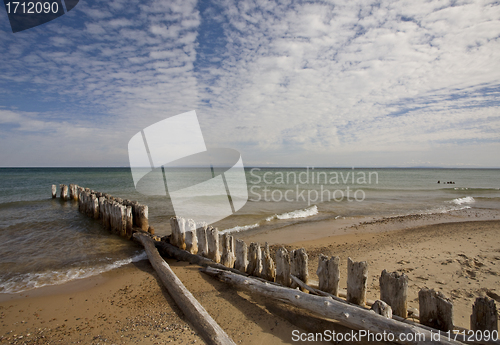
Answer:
[
  {"xmin": 52, "ymin": 184, "xmax": 154, "ymax": 239},
  {"xmin": 168, "ymin": 215, "xmax": 499, "ymax": 344},
  {"xmin": 51, "ymin": 185, "xmax": 499, "ymax": 344}
]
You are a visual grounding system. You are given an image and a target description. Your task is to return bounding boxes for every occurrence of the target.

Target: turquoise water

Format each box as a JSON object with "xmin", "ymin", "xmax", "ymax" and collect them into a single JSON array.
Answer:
[{"xmin": 0, "ymin": 167, "xmax": 499, "ymax": 293}]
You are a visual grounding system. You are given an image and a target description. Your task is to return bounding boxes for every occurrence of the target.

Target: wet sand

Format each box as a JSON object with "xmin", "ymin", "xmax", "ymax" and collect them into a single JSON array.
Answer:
[{"xmin": 1, "ymin": 216, "xmax": 500, "ymax": 344}]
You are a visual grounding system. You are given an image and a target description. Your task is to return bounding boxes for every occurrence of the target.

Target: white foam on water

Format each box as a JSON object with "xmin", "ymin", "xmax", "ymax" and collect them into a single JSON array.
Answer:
[
  {"xmin": 266, "ymin": 205, "xmax": 318, "ymax": 221},
  {"xmin": 450, "ymin": 196, "xmax": 475, "ymax": 205},
  {"xmin": 221, "ymin": 205, "xmax": 320, "ymax": 234},
  {"xmin": 220, "ymin": 223, "xmax": 260, "ymax": 234},
  {"xmin": 0, "ymin": 251, "xmax": 147, "ymax": 294}
]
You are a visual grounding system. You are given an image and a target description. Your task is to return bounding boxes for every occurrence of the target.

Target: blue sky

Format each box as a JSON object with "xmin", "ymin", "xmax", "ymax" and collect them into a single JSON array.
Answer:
[{"xmin": 0, "ymin": 0, "xmax": 499, "ymax": 167}]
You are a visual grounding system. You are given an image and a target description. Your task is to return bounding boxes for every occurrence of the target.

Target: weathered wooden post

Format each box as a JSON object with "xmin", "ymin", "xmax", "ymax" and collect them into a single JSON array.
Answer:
[
  {"xmin": 221, "ymin": 233, "xmax": 236, "ymax": 268},
  {"xmin": 119, "ymin": 204, "xmax": 127, "ymax": 237},
  {"xmin": 418, "ymin": 288, "xmax": 454, "ymax": 331},
  {"xmin": 102, "ymin": 199, "xmax": 111, "ymax": 230},
  {"xmin": 371, "ymin": 300, "xmax": 393, "ymax": 318},
  {"xmin": 347, "ymin": 257, "xmax": 368, "ymax": 306},
  {"xmin": 261, "ymin": 242, "xmax": 276, "ymax": 282},
  {"xmin": 177, "ymin": 217, "xmax": 186, "ymax": 250},
  {"xmin": 328, "ymin": 256, "xmax": 340, "ymax": 296},
  {"xmin": 471, "ymin": 296, "xmax": 498, "ymax": 332},
  {"xmin": 206, "ymin": 226, "xmax": 220, "ymax": 263},
  {"xmin": 247, "ymin": 242, "xmax": 262, "ymax": 277},
  {"xmin": 98, "ymin": 197, "xmax": 105, "ymax": 221},
  {"xmin": 60, "ymin": 184, "xmax": 68, "ymax": 201},
  {"xmin": 379, "ymin": 270, "xmax": 408, "ymax": 318},
  {"xmin": 185, "ymin": 219, "xmax": 198, "ymax": 255},
  {"xmin": 291, "ymin": 248, "xmax": 308, "ymax": 291},
  {"xmin": 125, "ymin": 206, "xmax": 133, "ymax": 239},
  {"xmin": 317, "ymin": 254, "xmax": 329, "ymax": 292},
  {"xmin": 275, "ymin": 247, "xmax": 291, "ymax": 287},
  {"xmin": 77, "ymin": 190, "xmax": 83, "ymax": 212},
  {"xmin": 91, "ymin": 194, "xmax": 99, "ymax": 219},
  {"xmin": 78, "ymin": 190, "xmax": 87, "ymax": 214},
  {"xmin": 196, "ymin": 223, "xmax": 208, "ymax": 257},
  {"xmin": 170, "ymin": 217, "xmax": 179, "ymax": 247},
  {"xmin": 77, "ymin": 187, "xmax": 84, "ymax": 201},
  {"xmin": 136, "ymin": 204, "xmax": 149, "ymax": 232},
  {"xmin": 51, "ymin": 185, "xmax": 57, "ymax": 198},
  {"xmin": 234, "ymin": 239, "xmax": 248, "ymax": 273},
  {"xmin": 112, "ymin": 202, "xmax": 119, "ymax": 234},
  {"xmin": 68, "ymin": 184, "xmax": 77, "ymax": 201}
]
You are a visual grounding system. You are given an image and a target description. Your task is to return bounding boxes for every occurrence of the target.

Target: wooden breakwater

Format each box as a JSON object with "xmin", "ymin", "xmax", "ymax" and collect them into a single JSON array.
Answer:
[
  {"xmin": 169, "ymin": 216, "xmax": 499, "ymax": 343},
  {"xmin": 52, "ymin": 184, "xmax": 154, "ymax": 239}
]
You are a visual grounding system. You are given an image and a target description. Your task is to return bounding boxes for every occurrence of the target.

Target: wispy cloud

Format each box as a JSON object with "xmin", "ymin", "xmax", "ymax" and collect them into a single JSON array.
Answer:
[{"xmin": 0, "ymin": 0, "xmax": 499, "ymax": 167}]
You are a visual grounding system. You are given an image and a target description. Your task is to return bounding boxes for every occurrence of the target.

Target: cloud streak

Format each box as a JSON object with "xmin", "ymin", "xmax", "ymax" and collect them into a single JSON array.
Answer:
[{"xmin": 0, "ymin": 0, "xmax": 499, "ymax": 167}]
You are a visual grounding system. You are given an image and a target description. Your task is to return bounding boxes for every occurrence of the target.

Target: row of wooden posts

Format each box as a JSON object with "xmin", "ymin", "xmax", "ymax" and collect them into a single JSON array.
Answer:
[
  {"xmin": 170, "ymin": 216, "xmax": 498, "ymax": 334},
  {"xmin": 52, "ymin": 184, "xmax": 153, "ymax": 239}
]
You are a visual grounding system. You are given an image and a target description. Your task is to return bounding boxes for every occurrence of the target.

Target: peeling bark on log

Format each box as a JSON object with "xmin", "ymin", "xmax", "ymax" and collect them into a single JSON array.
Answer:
[{"xmin": 133, "ymin": 233, "xmax": 236, "ymax": 345}]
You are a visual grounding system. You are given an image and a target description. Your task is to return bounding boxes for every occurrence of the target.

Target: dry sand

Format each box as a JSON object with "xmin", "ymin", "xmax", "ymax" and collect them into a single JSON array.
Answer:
[{"xmin": 1, "ymin": 217, "xmax": 500, "ymax": 344}]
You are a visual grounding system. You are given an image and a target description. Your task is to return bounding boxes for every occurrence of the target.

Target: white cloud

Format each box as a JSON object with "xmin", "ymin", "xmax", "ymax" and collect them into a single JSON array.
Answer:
[{"xmin": 0, "ymin": 0, "xmax": 499, "ymax": 167}]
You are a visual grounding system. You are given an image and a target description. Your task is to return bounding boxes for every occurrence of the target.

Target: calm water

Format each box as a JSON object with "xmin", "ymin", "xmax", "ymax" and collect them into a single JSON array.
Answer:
[{"xmin": 0, "ymin": 167, "xmax": 499, "ymax": 293}]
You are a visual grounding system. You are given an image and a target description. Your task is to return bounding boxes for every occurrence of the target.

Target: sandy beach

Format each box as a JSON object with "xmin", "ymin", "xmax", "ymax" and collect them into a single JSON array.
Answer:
[{"xmin": 2, "ymin": 216, "xmax": 500, "ymax": 344}]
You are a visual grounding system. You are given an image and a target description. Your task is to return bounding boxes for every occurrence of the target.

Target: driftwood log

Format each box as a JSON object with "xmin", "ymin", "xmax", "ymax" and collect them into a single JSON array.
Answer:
[
  {"xmin": 155, "ymin": 239, "xmax": 248, "ymax": 276},
  {"xmin": 202, "ymin": 266, "xmax": 463, "ymax": 345},
  {"xmin": 291, "ymin": 275, "xmax": 499, "ymax": 345},
  {"xmin": 133, "ymin": 233, "xmax": 236, "ymax": 345}
]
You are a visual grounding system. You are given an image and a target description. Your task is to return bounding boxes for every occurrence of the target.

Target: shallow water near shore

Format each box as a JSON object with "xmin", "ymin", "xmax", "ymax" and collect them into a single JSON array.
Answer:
[{"xmin": 0, "ymin": 167, "xmax": 499, "ymax": 293}]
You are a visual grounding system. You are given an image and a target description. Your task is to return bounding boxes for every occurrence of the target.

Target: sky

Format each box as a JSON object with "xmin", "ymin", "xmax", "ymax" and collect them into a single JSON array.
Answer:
[{"xmin": 0, "ymin": 0, "xmax": 499, "ymax": 168}]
